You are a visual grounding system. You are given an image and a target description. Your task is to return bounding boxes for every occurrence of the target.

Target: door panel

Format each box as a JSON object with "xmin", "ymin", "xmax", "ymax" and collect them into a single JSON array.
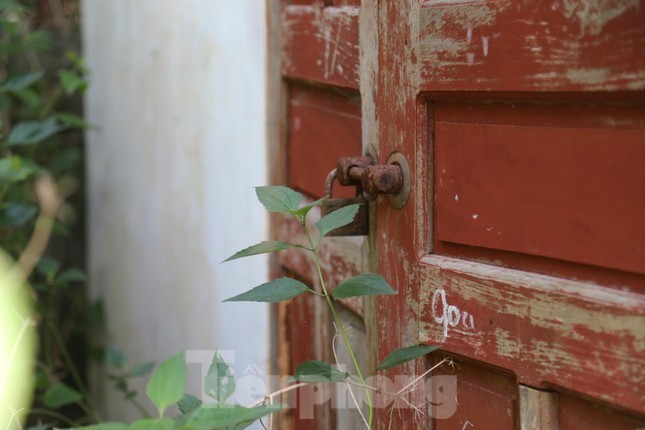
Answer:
[
  {"xmin": 282, "ymin": 5, "xmax": 360, "ymax": 89},
  {"xmin": 433, "ymin": 360, "xmax": 519, "ymax": 430},
  {"xmin": 558, "ymin": 394, "xmax": 645, "ymax": 430},
  {"xmin": 417, "ymin": 1, "xmax": 645, "ymax": 91},
  {"xmin": 288, "ymin": 85, "xmax": 361, "ymax": 198},
  {"xmin": 272, "ymin": 0, "xmax": 645, "ymax": 428},
  {"xmin": 434, "ymin": 101, "xmax": 645, "ymax": 275},
  {"xmin": 418, "ymin": 255, "xmax": 644, "ymax": 412}
]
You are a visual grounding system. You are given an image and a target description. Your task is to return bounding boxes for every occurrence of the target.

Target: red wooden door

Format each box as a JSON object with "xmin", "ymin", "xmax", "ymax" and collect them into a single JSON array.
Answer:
[
  {"xmin": 270, "ymin": 1, "xmax": 645, "ymax": 429},
  {"xmin": 270, "ymin": 1, "xmax": 365, "ymax": 428}
]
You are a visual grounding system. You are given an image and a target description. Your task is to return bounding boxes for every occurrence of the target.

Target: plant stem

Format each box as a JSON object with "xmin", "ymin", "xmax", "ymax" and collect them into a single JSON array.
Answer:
[
  {"xmin": 249, "ymin": 382, "xmax": 311, "ymax": 408},
  {"xmin": 129, "ymin": 397, "xmax": 152, "ymax": 418},
  {"xmin": 29, "ymin": 408, "xmax": 80, "ymax": 427},
  {"xmin": 45, "ymin": 316, "xmax": 101, "ymax": 422},
  {"xmin": 397, "ymin": 358, "xmax": 449, "ymax": 395},
  {"xmin": 304, "ymin": 230, "xmax": 374, "ymax": 427}
]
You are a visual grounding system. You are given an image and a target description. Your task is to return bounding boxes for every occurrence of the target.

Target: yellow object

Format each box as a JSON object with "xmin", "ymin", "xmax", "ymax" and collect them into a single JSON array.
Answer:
[{"xmin": 0, "ymin": 254, "xmax": 36, "ymax": 429}]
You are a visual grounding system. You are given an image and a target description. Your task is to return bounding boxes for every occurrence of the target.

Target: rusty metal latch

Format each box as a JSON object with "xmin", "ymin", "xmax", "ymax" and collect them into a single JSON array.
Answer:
[
  {"xmin": 320, "ymin": 152, "xmax": 411, "ymax": 236},
  {"xmin": 335, "ymin": 152, "xmax": 410, "ymax": 208}
]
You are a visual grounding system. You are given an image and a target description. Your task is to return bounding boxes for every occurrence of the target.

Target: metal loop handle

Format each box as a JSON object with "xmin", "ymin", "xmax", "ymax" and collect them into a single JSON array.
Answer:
[{"xmin": 325, "ymin": 168, "xmax": 338, "ymax": 198}]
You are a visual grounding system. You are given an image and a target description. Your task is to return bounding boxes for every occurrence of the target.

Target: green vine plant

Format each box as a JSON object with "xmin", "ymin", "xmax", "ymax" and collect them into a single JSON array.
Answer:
[
  {"xmin": 49, "ymin": 186, "xmax": 448, "ymax": 430},
  {"xmin": 220, "ymin": 186, "xmax": 448, "ymax": 429}
]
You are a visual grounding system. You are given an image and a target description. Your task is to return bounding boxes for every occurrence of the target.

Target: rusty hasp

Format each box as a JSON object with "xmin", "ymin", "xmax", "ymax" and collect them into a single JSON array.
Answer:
[
  {"xmin": 361, "ymin": 164, "xmax": 403, "ymax": 199},
  {"xmin": 335, "ymin": 154, "xmax": 408, "ymax": 203},
  {"xmin": 336, "ymin": 156, "xmax": 374, "ymax": 186}
]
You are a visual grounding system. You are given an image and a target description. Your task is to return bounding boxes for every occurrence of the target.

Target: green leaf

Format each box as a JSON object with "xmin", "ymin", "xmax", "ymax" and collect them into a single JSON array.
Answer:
[
  {"xmin": 0, "ymin": 0, "xmax": 25, "ymax": 12},
  {"xmin": 129, "ymin": 361, "xmax": 155, "ymax": 377},
  {"xmin": 56, "ymin": 112, "xmax": 97, "ymax": 130},
  {"xmin": 0, "ymin": 71, "xmax": 43, "ymax": 92},
  {"xmin": 58, "ymin": 69, "xmax": 87, "ymax": 95},
  {"xmin": 294, "ymin": 360, "xmax": 349, "ymax": 383},
  {"xmin": 0, "ymin": 156, "xmax": 40, "ymax": 184},
  {"xmin": 176, "ymin": 405, "xmax": 282, "ymax": 430},
  {"xmin": 7, "ymin": 116, "xmax": 64, "ymax": 146},
  {"xmin": 43, "ymin": 382, "xmax": 82, "ymax": 409},
  {"xmin": 0, "ymin": 202, "xmax": 38, "ymax": 228},
  {"xmin": 49, "ymin": 147, "xmax": 81, "ymax": 175},
  {"xmin": 376, "ymin": 345, "xmax": 441, "ymax": 371},
  {"xmin": 71, "ymin": 424, "xmax": 128, "ymax": 430},
  {"xmin": 13, "ymin": 87, "xmax": 41, "ymax": 111},
  {"xmin": 146, "ymin": 351, "xmax": 186, "ymax": 417},
  {"xmin": 293, "ymin": 196, "xmax": 325, "ymax": 220},
  {"xmin": 105, "ymin": 345, "xmax": 126, "ymax": 369},
  {"xmin": 36, "ymin": 256, "xmax": 60, "ymax": 283},
  {"xmin": 255, "ymin": 186, "xmax": 301, "ymax": 213},
  {"xmin": 177, "ymin": 393, "xmax": 202, "ymax": 414},
  {"xmin": 331, "ymin": 273, "xmax": 397, "ymax": 300},
  {"xmin": 224, "ymin": 277, "xmax": 312, "ymax": 303},
  {"xmin": 204, "ymin": 351, "xmax": 236, "ymax": 402},
  {"xmin": 23, "ymin": 30, "xmax": 50, "ymax": 52},
  {"xmin": 129, "ymin": 419, "xmax": 173, "ymax": 430},
  {"xmin": 314, "ymin": 204, "xmax": 360, "ymax": 240},
  {"xmin": 223, "ymin": 241, "xmax": 297, "ymax": 263},
  {"xmin": 55, "ymin": 267, "xmax": 87, "ymax": 288}
]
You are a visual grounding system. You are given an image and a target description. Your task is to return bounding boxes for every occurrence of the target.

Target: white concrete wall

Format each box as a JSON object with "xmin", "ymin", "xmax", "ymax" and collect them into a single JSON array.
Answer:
[{"xmin": 82, "ymin": 1, "xmax": 268, "ymax": 422}]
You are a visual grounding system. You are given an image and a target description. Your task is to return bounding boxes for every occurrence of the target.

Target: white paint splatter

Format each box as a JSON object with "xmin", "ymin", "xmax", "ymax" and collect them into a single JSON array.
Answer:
[
  {"xmin": 481, "ymin": 36, "xmax": 489, "ymax": 57},
  {"xmin": 472, "ymin": 213, "xmax": 479, "ymax": 220},
  {"xmin": 467, "ymin": 52, "xmax": 475, "ymax": 64},
  {"xmin": 467, "ymin": 25, "xmax": 473, "ymax": 43},
  {"xmin": 454, "ymin": 194, "xmax": 459, "ymax": 202}
]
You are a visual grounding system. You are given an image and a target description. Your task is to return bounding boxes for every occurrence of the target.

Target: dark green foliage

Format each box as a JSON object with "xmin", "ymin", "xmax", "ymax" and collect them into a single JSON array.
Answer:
[{"xmin": 0, "ymin": 1, "xmax": 92, "ymax": 428}]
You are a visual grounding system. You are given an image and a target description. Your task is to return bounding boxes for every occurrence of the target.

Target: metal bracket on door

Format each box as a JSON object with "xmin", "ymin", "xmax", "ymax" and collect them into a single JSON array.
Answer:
[
  {"xmin": 335, "ymin": 152, "xmax": 410, "ymax": 208},
  {"xmin": 320, "ymin": 152, "xmax": 411, "ymax": 236}
]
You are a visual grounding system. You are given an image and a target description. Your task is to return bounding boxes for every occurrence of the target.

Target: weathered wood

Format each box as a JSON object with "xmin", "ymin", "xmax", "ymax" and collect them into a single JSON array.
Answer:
[
  {"xmin": 431, "ymin": 358, "xmax": 519, "ymax": 429},
  {"xmin": 288, "ymin": 85, "xmax": 361, "ymax": 199},
  {"xmin": 558, "ymin": 392, "xmax": 645, "ymax": 429},
  {"xmin": 373, "ymin": 1, "xmax": 426, "ymax": 428},
  {"xmin": 417, "ymin": 1, "xmax": 645, "ymax": 91},
  {"xmin": 434, "ymin": 101, "xmax": 645, "ymax": 276},
  {"xmin": 271, "ymin": 5, "xmax": 294, "ymax": 430},
  {"xmin": 282, "ymin": 5, "xmax": 360, "ymax": 89},
  {"xmin": 273, "ymin": 0, "xmax": 645, "ymax": 427},
  {"xmin": 418, "ymin": 255, "xmax": 645, "ymax": 413},
  {"xmin": 520, "ymin": 386, "xmax": 559, "ymax": 430}
]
